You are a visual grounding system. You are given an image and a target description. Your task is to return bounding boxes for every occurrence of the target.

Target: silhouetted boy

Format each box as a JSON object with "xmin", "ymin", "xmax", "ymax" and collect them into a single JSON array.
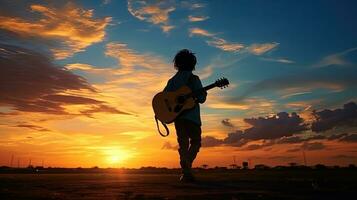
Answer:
[{"xmin": 164, "ymin": 49, "xmax": 207, "ymax": 182}]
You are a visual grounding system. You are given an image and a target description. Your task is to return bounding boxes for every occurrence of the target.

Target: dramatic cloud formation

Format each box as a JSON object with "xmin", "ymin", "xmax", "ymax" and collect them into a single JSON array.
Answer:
[
  {"xmin": 128, "ymin": 0, "xmax": 175, "ymax": 33},
  {"xmin": 202, "ymin": 100, "xmax": 357, "ymax": 151},
  {"xmin": 0, "ymin": 43, "xmax": 126, "ymax": 116},
  {"xmin": 202, "ymin": 111, "xmax": 308, "ymax": 148},
  {"xmin": 243, "ymin": 112, "xmax": 308, "ymax": 140},
  {"xmin": 0, "ymin": 3, "xmax": 111, "ymax": 59},
  {"xmin": 311, "ymin": 102, "xmax": 357, "ymax": 132}
]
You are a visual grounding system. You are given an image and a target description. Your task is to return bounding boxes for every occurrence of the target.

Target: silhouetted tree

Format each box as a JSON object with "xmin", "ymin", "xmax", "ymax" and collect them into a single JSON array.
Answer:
[
  {"xmin": 201, "ymin": 164, "xmax": 208, "ymax": 169},
  {"xmin": 348, "ymin": 164, "xmax": 356, "ymax": 169},
  {"xmin": 315, "ymin": 164, "xmax": 327, "ymax": 170}
]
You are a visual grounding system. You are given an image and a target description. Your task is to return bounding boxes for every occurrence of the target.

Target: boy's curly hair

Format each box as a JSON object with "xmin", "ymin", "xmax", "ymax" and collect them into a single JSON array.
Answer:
[{"xmin": 173, "ymin": 49, "xmax": 196, "ymax": 71}]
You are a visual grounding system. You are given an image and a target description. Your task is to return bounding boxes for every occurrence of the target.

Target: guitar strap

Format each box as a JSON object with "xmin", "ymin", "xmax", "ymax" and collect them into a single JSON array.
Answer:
[
  {"xmin": 155, "ymin": 74, "xmax": 195, "ymax": 137},
  {"xmin": 155, "ymin": 116, "xmax": 170, "ymax": 137}
]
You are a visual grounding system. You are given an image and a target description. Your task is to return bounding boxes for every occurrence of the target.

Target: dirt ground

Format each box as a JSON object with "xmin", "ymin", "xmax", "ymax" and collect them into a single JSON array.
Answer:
[{"xmin": 0, "ymin": 170, "xmax": 356, "ymax": 200}]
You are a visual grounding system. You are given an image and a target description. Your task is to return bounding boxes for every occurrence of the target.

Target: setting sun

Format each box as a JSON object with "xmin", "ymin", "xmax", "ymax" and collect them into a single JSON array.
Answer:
[{"xmin": 104, "ymin": 147, "xmax": 132, "ymax": 166}]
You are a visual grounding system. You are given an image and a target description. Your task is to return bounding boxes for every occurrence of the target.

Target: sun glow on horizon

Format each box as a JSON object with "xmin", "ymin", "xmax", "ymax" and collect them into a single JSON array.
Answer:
[{"xmin": 103, "ymin": 147, "xmax": 133, "ymax": 166}]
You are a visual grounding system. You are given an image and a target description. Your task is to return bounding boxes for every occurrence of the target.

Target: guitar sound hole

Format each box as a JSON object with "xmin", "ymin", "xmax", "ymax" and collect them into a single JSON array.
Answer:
[{"xmin": 174, "ymin": 105, "xmax": 183, "ymax": 113}]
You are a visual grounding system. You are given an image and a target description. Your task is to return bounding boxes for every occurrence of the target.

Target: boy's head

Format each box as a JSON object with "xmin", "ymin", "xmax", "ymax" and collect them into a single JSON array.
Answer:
[{"xmin": 173, "ymin": 49, "xmax": 196, "ymax": 71}]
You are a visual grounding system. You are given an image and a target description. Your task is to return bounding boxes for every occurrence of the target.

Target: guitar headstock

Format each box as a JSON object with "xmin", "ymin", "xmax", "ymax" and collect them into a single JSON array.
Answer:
[{"xmin": 215, "ymin": 77, "xmax": 229, "ymax": 89}]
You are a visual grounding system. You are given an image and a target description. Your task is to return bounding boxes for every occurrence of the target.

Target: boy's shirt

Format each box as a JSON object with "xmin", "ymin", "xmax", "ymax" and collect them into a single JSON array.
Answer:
[{"xmin": 163, "ymin": 70, "xmax": 207, "ymax": 126}]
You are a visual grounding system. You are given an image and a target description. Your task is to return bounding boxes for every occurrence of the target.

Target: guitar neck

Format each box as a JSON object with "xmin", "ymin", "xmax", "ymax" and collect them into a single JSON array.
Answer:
[{"xmin": 202, "ymin": 83, "xmax": 216, "ymax": 91}]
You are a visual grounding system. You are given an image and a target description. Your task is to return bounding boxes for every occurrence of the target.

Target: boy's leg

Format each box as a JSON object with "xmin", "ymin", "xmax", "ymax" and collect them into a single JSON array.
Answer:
[
  {"xmin": 174, "ymin": 119, "xmax": 190, "ymax": 174},
  {"xmin": 188, "ymin": 122, "xmax": 202, "ymax": 166}
]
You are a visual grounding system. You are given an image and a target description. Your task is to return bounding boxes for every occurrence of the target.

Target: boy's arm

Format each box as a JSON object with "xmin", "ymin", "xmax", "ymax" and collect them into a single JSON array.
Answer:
[{"xmin": 194, "ymin": 76, "xmax": 207, "ymax": 103}]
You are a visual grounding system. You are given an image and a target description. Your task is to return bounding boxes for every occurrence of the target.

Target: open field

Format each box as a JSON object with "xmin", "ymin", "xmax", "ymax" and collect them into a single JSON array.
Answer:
[{"xmin": 1, "ymin": 169, "xmax": 357, "ymax": 200}]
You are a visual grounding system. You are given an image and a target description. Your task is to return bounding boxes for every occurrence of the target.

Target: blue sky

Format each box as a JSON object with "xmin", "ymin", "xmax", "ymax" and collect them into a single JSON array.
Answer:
[{"xmin": 60, "ymin": 0, "xmax": 357, "ymax": 114}]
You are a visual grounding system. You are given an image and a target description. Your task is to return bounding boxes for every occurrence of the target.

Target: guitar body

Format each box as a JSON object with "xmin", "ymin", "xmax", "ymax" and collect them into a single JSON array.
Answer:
[{"xmin": 152, "ymin": 86, "xmax": 195, "ymax": 124}]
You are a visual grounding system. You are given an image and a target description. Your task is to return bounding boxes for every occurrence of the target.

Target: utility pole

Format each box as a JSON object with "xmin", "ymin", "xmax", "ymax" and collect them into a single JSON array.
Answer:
[
  {"xmin": 302, "ymin": 149, "xmax": 307, "ymax": 166},
  {"xmin": 248, "ymin": 158, "xmax": 252, "ymax": 169},
  {"xmin": 10, "ymin": 154, "xmax": 14, "ymax": 167},
  {"xmin": 17, "ymin": 158, "xmax": 20, "ymax": 168}
]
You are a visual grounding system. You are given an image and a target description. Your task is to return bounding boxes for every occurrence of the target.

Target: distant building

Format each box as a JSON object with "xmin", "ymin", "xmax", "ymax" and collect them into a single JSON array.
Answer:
[{"xmin": 242, "ymin": 161, "xmax": 249, "ymax": 169}]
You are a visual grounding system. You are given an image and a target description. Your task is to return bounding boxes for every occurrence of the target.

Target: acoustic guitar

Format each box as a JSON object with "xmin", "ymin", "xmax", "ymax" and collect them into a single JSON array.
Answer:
[{"xmin": 152, "ymin": 77, "xmax": 229, "ymax": 125}]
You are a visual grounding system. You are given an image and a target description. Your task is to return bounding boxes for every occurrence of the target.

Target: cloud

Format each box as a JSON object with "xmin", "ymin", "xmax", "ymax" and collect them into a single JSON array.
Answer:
[
  {"xmin": 314, "ymin": 47, "xmax": 357, "ymax": 68},
  {"xmin": 189, "ymin": 28, "xmax": 244, "ymax": 52},
  {"xmin": 221, "ymin": 119, "xmax": 235, "ymax": 128},
  {"xmin": 202, "ymin": 101, "xmax": 357, "ymax": 149},
  {"xmin": 202, "ymin": 111, "xmax": 307, "ymax": 148},
  {"xmin": 247, "ymin": 43, "xmax": 279, "ymax": 55},
  {"xmin": 188, "ymin": 15, "xmax": 209, "ymax": 22},
  {"xmin": 243, "ymin": 112, "xmax": 308, "ymax": 140},
  {"xmin": 181, "ymin": 2, "xmax": 205, "ymax": 10},
  {"xmin": 261, "ymin": 57, "xmax": 295, "ymax": 64},
  {"xmin": 201, "ymin": 108, "xmax": 347, "ymax": 151},
  {"xmin": 327, "ymin": 133, "xmax": 348, "ymax": 140},
  {"xmin": 223, "ymin": 131, "xmax": 248, "ymax": 146},
  {"xmin": 301, "ymin": 142, "xmax": 325, "ymax": 150},
  {"xmin": 94, "ymin": 41, "xmax": 175, "ymax": 120},
  {"xmin": 161, "ymin": 141, "xmax": 178, "ymax": 150},
  {"xmin": 201, "ymin": 136, "xmax": 223, "ymax": 147},
  {"xmin": 332, "ymin": 154, "xmax": 356, "ymax": 159},
  {"xmin": 339, "ymin": 134, "xmax": 357, "ymax": 142},
  {"xmin": 80, "ymin": 104, "xmax": 129, "ymax": 116},
  {"xmin": 0, "ymin": 3, "xmax": 111, "ymax": 59},
  {"xmin": 234, "ymin": 69, "xmax": 357, "ymax": 101},
  {"xmin": 13, "ymin": 124, "xmax": 50, "ymax": 132},
  {"xmin": 105, "ymin": 42, "xmax": 171, "ymax": 73},
  {"xmin": 242, "ymin": 140, "xmax": 275, "ymax": 151},
  {"xmin": 268, "ymin": 155, "xmax": 296, "ymax": 160},
  {"xmin": 189, "ymin": 27, "xmax": 244, "ymax": 52},
  {"xmin": 207, "ymin": 38, "xmax": 245, "ymax": 53},
  {"xmin": 311, "ymin": 102, "xmax": 357, "ymax": 132},
  {"xmin": 0, "ymin": 43, "xmax": 127, "ymax": 116},
  {"xmin": 189, "ymin": 27, "xmax": 277, "ymax": 54},
  {"xmin": 189, "ymin": 27, "xmax": 215, "ymax": 37},
  {"xmin": 127, "ymin": 0, "xmax": 175, "ymax": 33},
  {"xmin": 274, "ymin": 135, "xmax": 326, "ymax": 146}
]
